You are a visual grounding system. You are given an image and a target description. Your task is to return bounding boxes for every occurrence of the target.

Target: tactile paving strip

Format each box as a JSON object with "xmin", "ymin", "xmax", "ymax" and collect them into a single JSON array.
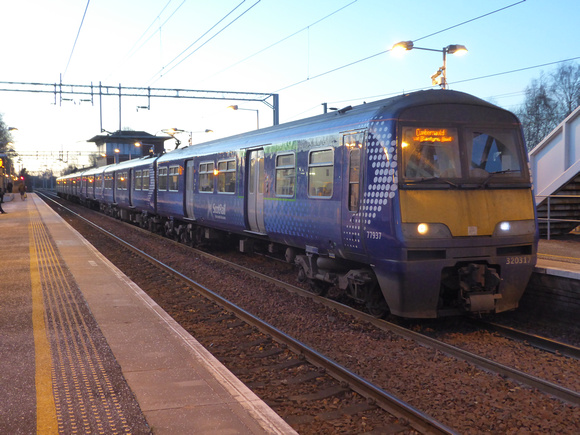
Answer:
[{"xmin": 29, "ymin": 206, "xmax": 150, "ymax": 434}]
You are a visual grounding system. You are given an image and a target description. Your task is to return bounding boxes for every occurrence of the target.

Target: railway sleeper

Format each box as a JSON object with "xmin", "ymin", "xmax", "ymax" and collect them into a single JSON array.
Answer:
[{"xmin": 289, "ymin": 385, "xmax": 349, "ymax": 403}]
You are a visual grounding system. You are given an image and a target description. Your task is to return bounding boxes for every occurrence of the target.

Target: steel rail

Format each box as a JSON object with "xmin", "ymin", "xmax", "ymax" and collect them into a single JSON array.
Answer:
[
  {"xmin": 43, "ymin": 191, "xmax": 580, "ymax": 406},
  {"xmin": 468, "ymin": 318, "xmax": 580, "ymax": 360},
  {"xmin": 40, "ymin": 192, "xmax": 456, "ymax": 435},
  {"xmin": 42, "ymin": 190, "xmax": 580, "ymax": 406},
  {"xmin": 141, "ymin": 239, "xmax": 580, "ymax": 405}
]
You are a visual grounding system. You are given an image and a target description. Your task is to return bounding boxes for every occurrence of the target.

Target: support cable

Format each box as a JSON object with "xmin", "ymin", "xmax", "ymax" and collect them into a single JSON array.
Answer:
[{"xmin": 62, "ymin": 0, "xmax": 92, "ymax": 79}]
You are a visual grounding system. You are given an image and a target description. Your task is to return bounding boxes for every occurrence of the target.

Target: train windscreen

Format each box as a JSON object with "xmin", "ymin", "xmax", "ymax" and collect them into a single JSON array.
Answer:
[{"xmin": 400, "ymin": 125, "xmax": 527, "ymax": 186}]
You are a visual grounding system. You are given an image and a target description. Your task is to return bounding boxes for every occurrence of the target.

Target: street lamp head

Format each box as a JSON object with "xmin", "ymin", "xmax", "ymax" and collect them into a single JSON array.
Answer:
[
  {"xmin": 392, "ymin": 40, "xmax": 414, "ymax": 52},
  {"xmin": 227, "ymin": 105, "xmax": 239, "ymax": 110},
  {"xmin": 162, "ymin": 128, "xmax": 185, "ymax": 136},
  {"xmin": 446, "ymin": 44, "xmax": 468, "ymax": 56},
  {"xmin": 204, "ymin": 129, "xmax": 214, "ymax": 133}
]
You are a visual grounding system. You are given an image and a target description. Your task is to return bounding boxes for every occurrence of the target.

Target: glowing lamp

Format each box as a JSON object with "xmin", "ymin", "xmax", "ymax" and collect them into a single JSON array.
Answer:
[
  {"xmin": 417, "ymin": 223, "xmax": 429, "ymax": 235},
  {"xmin": 391, "ymin": 41, "xmax": 414, "ymax": 52},
  {"xmin": 447, "ymin": 44, "xmax": 468, "ymax": 56}
]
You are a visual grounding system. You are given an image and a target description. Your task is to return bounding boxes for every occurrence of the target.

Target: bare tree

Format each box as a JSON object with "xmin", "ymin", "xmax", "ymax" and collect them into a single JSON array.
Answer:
[
  {"xmin": 517, "ymin": 62, "xmax": 580, "ymax": 150},
  {"xmin": 0, "ymin": 113, "xmax": 15, "ymax": 152},
  {"xmin": 516, "ymin": 75, "xmax": 560, "ymax": 150},
  {"xmin": 550, "ymin": 62, "xmax": 580, "ymax": 119},
  {"xmin": 62, "ymin": 164, "xmax": 80, "ymax": 175}
]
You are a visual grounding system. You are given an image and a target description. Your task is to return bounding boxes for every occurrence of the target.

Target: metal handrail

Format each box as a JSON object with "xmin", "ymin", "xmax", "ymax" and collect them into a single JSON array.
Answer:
[{"xmin": 536, "ymin": 194, "xmax": 580, "ymax": 240}]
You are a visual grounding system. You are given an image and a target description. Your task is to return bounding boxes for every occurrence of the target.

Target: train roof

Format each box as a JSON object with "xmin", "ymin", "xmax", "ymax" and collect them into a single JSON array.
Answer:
[
  {"xmin": 58, "ymin": 89, "xmax": 511, "ymax": 176},
  {"xmin": 103, "ymin": 155, "xmax": 156, "ymax": 173},
  {"xmin": 156, "ymin": 89, "xmax": 506, "ymax": 162}
]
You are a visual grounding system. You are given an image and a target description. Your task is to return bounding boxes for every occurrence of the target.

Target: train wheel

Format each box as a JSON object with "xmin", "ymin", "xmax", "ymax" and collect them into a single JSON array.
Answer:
[
  {"xmin": 308, "ymin": 279, "xmax": 330, "ymax": 296},
  {"xmin": 365, "ymin": 286, "xmax": 389, "ymax": 318}
]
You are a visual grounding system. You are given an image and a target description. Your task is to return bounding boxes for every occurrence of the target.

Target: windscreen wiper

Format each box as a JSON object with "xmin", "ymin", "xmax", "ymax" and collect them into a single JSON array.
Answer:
[
  {"xmin": 481, "ymin": 169, "xmax": 521, "ymax": 187},
  {"xmin": 406, "ymin": 177, "xmax": 458, "ymax": 188}
]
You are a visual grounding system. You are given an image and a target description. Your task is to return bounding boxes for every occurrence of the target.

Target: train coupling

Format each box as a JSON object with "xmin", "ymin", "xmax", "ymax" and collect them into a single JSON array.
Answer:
[{"xmin": 458, "ymin": 263, "xmax": 502, "ymax": 312}]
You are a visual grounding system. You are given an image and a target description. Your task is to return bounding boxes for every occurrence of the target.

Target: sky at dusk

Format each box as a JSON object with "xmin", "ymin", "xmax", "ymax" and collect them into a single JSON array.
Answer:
[{"xmin": 2, "ymin": 0, "xmax": 579, "ymax": 173}]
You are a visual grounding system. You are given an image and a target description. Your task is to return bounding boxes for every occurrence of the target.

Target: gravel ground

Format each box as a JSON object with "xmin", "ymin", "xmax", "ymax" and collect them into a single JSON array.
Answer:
[{"xmin": 55, "ymin": 202, "xmax": 580, "ymax": 434}]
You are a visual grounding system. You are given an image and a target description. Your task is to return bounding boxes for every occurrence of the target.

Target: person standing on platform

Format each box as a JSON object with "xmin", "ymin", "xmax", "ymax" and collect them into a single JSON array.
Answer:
[
  {"xmin": 18, "ymin": 182, "xmax": 26, "ymax": 200},
  {"xmin": 0, "ymin": 186, "xmax": 6, "ymax": 214}
]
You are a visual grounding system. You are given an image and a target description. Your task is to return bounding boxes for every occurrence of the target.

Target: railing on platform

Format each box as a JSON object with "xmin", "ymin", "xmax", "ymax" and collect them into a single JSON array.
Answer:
[{"xmin": 536, "ymin": 194, "xmax": 580, "ymax": 240}]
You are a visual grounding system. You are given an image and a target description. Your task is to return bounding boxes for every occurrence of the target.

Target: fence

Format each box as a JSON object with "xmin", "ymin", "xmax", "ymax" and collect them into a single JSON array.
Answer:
[{"xmin": 536, "ymin": 194, "xmax": 580, "ymax": 240}]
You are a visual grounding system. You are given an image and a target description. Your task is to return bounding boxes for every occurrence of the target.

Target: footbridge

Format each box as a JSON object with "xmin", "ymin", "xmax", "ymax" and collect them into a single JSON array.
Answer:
[{"xmin": 529, "ymin": 104, "xmax": 580, "ymax": 238}]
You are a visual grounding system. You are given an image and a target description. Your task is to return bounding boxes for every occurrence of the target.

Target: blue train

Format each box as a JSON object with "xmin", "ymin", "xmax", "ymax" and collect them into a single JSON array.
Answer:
[{"xmin": 57, "ymin": 90, "xmax": 538, "ymax": 318}]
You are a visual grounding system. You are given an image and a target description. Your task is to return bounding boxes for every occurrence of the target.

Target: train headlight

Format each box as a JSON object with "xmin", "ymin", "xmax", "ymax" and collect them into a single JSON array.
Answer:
[
  {"xmin": 402, "ymin": 223, "xmax": 452, "ymax": 238},
  {"xmin": 493, "ymin": 220, "xmax": 536, "ymax": 237}
]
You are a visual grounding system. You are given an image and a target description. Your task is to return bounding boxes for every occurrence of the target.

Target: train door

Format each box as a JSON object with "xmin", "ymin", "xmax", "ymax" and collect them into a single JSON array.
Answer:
[
  {"xmin": 341, "ymin": 131, "xmax": 366, "ymax": 258},
  {"xmin": 185, "ymin": 159, "xmax": 196, "ymax": 220},
  {"xmin": 246, "ymin": 149, "xmax": 266, "ymax": 234},
  {"xmin": 126, "ymin": 170, "xmax": 131, "ymax": 206}
]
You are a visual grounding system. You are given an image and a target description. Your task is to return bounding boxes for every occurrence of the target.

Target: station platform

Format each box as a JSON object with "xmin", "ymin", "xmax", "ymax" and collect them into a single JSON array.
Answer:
[
  {"xmin": 537, "ymin": 234, "xmax": 580, "ymax": 278},
  {"xmin": 0, "ymin": 194, "xmax": 296, "ymax": 434}
]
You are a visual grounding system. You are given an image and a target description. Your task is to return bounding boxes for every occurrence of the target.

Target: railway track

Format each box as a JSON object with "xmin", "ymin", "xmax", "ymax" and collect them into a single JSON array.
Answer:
[
  {"xmin": 467, "ymin": 319, "xmax": 580, "ymax": 361},
  {"xmin": 40, "ymin": 191, "xmax": 453, "ymax": 434},
  {"xmin": 41, "ymin": 191, "xmax": 580, "ymax": 433}
]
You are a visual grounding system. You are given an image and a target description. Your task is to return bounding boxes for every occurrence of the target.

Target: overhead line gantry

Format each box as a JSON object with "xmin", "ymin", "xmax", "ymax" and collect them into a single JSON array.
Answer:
[{"xmin": 0, "ymin": 80, "xmax": 279, "ymax": 132}]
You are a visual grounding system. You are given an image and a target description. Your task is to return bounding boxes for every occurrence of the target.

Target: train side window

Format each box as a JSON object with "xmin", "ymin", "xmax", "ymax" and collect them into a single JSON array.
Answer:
[
  {"xmin": 275, "ymin": 153, "xmax": 295, "ymax": 197},
  {"xmin": 199, "ymin": 162, "xmax": 214, "ymax": 193},
  {"xmin": 142, "ymin": 170, "xmax": 149, "ymax": 191},
  {"xmin": 217, "ymin": 160, "xmax": 236, "ymax": 193},
  {"xmin": 117, "ymin": 172, "xmax": 128, "ymax": 190},
  {"xmin": 348, "ymin": 147, "xmax": 361, "ymax": 211},
  {"xmin": 135, "ymin": 170, "xmax": 142, "ymax": 191},
  {"xmin": 158, "ymin": 167, "xmax": 168, "ymax": 191},
  {"xmin": 308, "ymin": 148, "xmax": 334, "ymax": 198},
  {"xmin": 104, "ymin": 174, "xmax": 113, "ymax": 190},
  {"xmin": 168, "ymin": 166, "xmax": 179, "ymax": 191}
]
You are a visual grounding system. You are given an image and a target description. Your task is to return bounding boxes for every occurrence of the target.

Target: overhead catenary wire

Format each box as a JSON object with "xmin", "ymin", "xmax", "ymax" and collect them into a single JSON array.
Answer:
[
  {"xmin": 274, "ymin": 0, "xmax": 527, "ymax": 94},
  {"xmin": 62, "ymin": 0, "xmax": 92, "ymax": 80},
  {"xmin": 148, "ymin": 0, "xmax": 262, "ymax": 85},
  {"xmin": 196, "ymin": 0, "xmax": 359, "ymax": 86},
  {"xmin": 105, "ymin": 0, "xmax": 187, "ymax": 81},
  {"xmin": 123, "ymin": 0, "xmax": 177, "ymax": 60},
  {"xmin": 309, "ymin": 56, "xmax": 580, "ymax": 121}
]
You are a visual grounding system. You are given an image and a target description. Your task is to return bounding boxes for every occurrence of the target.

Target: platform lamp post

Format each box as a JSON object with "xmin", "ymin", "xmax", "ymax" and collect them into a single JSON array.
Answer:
[
  {"xmin": 114, "ymin": 148, "xmax": 120, "ymax": 164},
  {"xmin": 228, "ymin": 105, "xmax": 259, "ymax": 130},
  {"xmin": 391, "ymin": 41, "xmax": 468, "ymax": 89}
]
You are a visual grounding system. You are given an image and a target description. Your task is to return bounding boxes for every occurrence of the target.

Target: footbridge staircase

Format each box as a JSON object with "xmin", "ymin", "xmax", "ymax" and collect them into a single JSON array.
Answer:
[{"xmin": 529, "ymin": 105, "xmax": 580, "ymax": 237}]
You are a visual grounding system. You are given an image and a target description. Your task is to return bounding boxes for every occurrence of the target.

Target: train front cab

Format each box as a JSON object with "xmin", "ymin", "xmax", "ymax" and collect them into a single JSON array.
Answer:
[{"xmin": 377, "ymin": 100, "xmax": 538, "ymax": 318}]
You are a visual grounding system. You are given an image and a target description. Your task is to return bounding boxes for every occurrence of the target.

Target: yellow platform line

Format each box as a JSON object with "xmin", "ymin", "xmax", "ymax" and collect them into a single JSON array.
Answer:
[
  {"xmin": 30, "ymin": 201, "xmax": 130, "ymax": 433},
  {"xmin": 29, "ymin": 209, "xmax": 59, "ymax": 434},
  {"xmin": 538, "ymin": 252, "xmax": 580, "ymax": 263}
]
